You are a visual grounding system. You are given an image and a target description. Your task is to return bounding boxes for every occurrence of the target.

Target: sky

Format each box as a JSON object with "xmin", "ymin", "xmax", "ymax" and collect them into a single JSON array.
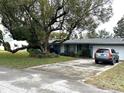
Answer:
[{"xmin": 97, "ymin": 0, "xmax": 124, "ymax": 32}]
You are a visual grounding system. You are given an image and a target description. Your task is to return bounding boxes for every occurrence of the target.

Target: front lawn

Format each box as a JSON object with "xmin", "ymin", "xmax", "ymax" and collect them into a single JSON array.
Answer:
[
  {"xmin": 86, "ymin": 62, "xmax": 124, "ymax": 92},
  {"xmin": 0, "ymin": 51, "xmax": 75, "ymax": 69}
]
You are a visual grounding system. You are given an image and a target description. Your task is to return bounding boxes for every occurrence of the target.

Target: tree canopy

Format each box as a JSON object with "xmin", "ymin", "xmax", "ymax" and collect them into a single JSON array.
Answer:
[
  {"xmin": 86, "ymin": 31, "xmax": 98, "ymax": 38},
  {"xmin": 50, "ymin": 32, "xmax": 67, "ymax": 40},
  {"xmin": 114, "ymin": 16, "xmax": 124, "ymax": 38},
  {"xmin": 0, "ymin": 30, "xmax": 3, "ymax": 44},
  {"xmin": 85, "ymin": 29, "xmax": 113, "ymax": 38},
  {"xmin": 97, "ymin": 29, "xmax": 112, "ymax": 38},
  {"xmin": 0, "ymin": 0, "xmax": 113, "ymax": 55}
]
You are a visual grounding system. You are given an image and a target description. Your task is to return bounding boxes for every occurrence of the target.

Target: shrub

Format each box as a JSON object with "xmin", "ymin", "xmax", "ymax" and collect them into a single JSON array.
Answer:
[{"xmin": 27, "ymin": 48, "xmax": 59, "ymax": 58}]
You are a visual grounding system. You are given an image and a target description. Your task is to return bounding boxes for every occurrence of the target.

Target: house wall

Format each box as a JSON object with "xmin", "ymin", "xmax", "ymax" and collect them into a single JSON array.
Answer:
[
  {"xmin": 77, "ymin": 44, "xmax": 92, "ymax": 57},
  {"xmin": 60, "ymin": 44, "xmax": 124, "ymax": 60},
  {"xmin": 61, "ymin": 44, "xmax": 92, "ymax": 57},
  {"xmin": 60, "ymin": 44, "xmax": 77, "ymax": 54},
  {"xmin": 92, "ymin": 45, "xmax": 124, "ymax": 60},
  {"xmin": 60, "ymin": 45, "xmax": 65, "ymax": 53}
]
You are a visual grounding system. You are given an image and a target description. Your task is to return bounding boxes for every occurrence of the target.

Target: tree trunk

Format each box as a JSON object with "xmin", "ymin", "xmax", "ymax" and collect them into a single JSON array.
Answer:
[{"xmin": 43, "ymin": 32, "xmax": 51, "ymax": 54}]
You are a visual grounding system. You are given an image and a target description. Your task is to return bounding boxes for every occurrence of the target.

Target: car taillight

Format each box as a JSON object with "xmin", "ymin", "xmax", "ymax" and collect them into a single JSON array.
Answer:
[
  {"xmin": 95, "ymin": 49, "xmax": 100, "ymax": 58},
  {"xmin": 96, "ymin": 49, "xmax": 100, "ymax": 52},
  {"xmin": 109, "ymin": 52, "xmax": 112, "ymax": 59}
]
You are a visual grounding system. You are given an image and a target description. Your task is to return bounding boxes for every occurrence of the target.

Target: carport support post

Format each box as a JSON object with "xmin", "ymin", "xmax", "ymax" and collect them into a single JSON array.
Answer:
[
  {"xmin": 75, "ymin": 45, "xmax": 78, "ymax": 54},
  {"xmin": 89, "ymin": 45, "xmax": 93, "ymax": 58}
]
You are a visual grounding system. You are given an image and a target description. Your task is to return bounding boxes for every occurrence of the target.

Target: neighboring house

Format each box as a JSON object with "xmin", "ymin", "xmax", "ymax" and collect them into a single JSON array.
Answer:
[{"xmin": 59, "ymin": 38, "xmax": 124, "ymax": 60}]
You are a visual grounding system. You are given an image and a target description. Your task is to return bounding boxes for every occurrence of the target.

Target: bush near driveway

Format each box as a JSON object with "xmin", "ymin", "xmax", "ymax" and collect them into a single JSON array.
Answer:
[{"xmin": 85, "ymin": 62, "xmax": 124, "ymax": 92}]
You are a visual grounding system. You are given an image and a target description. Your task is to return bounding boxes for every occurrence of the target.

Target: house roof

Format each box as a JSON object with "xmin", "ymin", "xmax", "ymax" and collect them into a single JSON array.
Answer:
[{"xmin": 63, "ymin": 38, "xmax": 124, "ymax": 45}]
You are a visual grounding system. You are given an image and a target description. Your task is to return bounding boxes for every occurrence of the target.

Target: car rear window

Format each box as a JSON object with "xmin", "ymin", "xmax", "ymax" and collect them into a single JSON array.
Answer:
[{"xmin": 96, "ymin": 49, "xmax": 109, "ymax": 53}]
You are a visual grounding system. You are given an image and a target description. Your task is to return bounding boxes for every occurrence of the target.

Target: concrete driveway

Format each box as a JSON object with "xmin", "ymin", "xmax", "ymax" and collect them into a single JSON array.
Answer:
[{"xmin": 0, "ymin": 59, "xmax": 122, "ymax": 93}]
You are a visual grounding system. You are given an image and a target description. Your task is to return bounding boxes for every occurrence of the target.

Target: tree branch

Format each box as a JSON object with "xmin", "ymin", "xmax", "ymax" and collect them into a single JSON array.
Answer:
[
  {"xmin": 8, "ymin": 45, "xmax": 29, "ymax": 53},
  {"xmin": 47, "ymin": 0, "xmax": 67, "ymax": 29},
  {"xmin": 23, "ymin": 5, "xmax": 43, "ymax": 27}
]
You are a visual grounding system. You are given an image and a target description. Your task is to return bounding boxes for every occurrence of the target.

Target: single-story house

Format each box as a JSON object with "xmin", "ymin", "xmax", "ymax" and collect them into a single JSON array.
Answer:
[{"xmin": 58, "ymin": 38, "xmax": 124, "ymax": 60}]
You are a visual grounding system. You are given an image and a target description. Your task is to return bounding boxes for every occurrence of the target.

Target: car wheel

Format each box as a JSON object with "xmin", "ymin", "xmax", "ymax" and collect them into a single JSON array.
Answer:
[
  {"xmin": 116, "ymin": 59, "xmax": 119, "ymax": 63},
  {"xmin": 110, "ymin": 60, "xmax": 115, "ymax": 65},
  {"xmin": 95, "ymin": 60, "xmax": 99, "ymax": 64}
]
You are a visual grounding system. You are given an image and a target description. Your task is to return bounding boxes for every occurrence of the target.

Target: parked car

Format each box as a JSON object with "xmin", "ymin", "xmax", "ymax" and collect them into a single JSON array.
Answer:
[{"xmin": 94, "ymin": 48, "xmax": 119, "ymax": 65}]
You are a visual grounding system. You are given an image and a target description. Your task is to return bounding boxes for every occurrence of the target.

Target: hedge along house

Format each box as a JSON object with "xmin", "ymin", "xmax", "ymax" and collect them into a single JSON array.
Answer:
[{"xmin": 60, "ymin": 38, "xmax": 124, "ymax": 60}]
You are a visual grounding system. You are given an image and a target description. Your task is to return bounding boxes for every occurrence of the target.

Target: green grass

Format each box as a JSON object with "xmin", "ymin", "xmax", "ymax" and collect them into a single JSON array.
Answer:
[
  {"xmin": 0, "ymin": 51, "xmax": 75, "ymax": 69},
  {"xmin": 86, "ymin": 62, "xmax": 124, "ymax": 92}
]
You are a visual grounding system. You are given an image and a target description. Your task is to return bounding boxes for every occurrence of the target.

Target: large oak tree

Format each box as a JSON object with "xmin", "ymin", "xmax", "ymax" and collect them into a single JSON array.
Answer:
[{"xmin": 0, "ymin": 0, "xmax": 112, "ymax": 56}]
